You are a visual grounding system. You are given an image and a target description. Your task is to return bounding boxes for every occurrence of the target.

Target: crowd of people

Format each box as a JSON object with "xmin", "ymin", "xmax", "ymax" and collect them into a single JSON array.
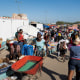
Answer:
[{"xmin": 8, "ymin": 27, "xmax": 80, "ymax": 80}]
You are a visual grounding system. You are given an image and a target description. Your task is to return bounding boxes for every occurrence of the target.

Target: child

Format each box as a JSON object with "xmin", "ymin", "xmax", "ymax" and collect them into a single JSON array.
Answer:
[{"xmin": 59, "ymin": 41, "xmax": 67, "ymax": 62}]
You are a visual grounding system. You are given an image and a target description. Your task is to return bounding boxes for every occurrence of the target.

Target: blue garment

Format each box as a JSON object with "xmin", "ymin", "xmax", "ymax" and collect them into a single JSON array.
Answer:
[
  {"xmin": 21, "ymin": 44, "xmax": 28, "ymax": 55},
  {"xmin": 68, "ymin": 33, "xmax": 72, "ymax": 37},
  {"xmin": 18, "ymin": 42, "xmax": 23, "ymax": 53},
  {"xmin": 56, "ymin": 33, "xmax": 58, "ymax": 36},
  {"xmin": 68, "ymin": 59, "xmax": 80, "ymax": 71},
  {"xmin": 36, "ymin": 39, "xmax": 45, "ymax": 51},
  {"xmin": 33, "ymin": 38, "xmax": 46, "ymax": 56},
  {"xmin": 14, "ymin": 41, "xmax": 18, "ymax": 45},
  {"xmin": 70, "ymin": 46, "xmax": 80, "ymax": 59}
]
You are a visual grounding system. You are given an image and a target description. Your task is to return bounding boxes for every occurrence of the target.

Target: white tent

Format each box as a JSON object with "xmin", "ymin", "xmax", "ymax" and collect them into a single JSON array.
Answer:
[{"xmin": 18, "ymin": 25, "xmax": 39, "ymax": 38}]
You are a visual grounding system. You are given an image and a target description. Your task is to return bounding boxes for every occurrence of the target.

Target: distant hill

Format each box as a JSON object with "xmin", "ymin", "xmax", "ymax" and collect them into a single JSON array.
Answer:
[{"xmin": 56, "ymin": 21, "xmax": 80, "ymax": 25}]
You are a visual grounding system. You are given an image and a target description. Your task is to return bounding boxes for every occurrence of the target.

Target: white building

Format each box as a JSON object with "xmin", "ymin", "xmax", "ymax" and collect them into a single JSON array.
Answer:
[
  {"xmin": 0, "ymin": 14, "xmax": 39, "ymax": 41},
  {"xmin": 30, "ymin": 22, "xmax": 43, "ymax": 30}
]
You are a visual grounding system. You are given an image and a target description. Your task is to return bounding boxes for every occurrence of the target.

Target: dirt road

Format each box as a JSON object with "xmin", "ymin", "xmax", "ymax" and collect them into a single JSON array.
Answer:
[{"xmin": 0, "ymin": 49, "xmax": 76, "ymax": 80}]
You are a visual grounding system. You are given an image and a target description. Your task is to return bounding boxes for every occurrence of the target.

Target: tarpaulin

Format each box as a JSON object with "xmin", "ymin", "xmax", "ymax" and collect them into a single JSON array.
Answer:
[{"xmin": 43, "ymin": 24, "xmax": 50, "ymax": 28}]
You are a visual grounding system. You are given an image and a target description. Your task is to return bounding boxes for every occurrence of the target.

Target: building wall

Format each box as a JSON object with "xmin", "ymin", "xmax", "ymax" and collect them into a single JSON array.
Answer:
[{"xmin": 0, "ymin": 17, "xmax": 29, "ymax": 41}]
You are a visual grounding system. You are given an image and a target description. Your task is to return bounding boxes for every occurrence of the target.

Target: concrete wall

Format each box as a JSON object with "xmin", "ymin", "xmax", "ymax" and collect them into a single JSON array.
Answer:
[{"xmin": 0, "ymin": 18, "xmax": 29, "ymax": 41}]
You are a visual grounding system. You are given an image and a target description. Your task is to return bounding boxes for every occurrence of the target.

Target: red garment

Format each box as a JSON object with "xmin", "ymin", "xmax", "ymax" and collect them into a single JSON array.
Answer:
[
  {"xmin": 18, "ymin": 33, "xmax": 24, "ymax": 42},
  {"xmin": 0, "ymin": 44, "xmax": 1, "ymax": 48},
  {"xmin": 71, "ymin": 58, "xmax": 80, "ymax": 60},
  {"xmin": 70, "ymin": 39, "xmax": 73, "ymax": 44}
]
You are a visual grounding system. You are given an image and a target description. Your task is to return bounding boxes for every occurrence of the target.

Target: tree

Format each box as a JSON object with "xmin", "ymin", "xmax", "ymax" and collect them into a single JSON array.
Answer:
[{"xmin": 56, "ymin": 21, "xmax": 64, "ymax": 25}]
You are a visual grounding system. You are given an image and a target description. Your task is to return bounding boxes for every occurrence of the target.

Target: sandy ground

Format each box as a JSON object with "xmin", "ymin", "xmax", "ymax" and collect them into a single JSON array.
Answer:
[
  {"xmin": 0, "ymin": 49, "xmax": 76, "ymax": 80},
  {"xmin": 0, "ymin": 49, "xmax": 9, "ymax": 58}
]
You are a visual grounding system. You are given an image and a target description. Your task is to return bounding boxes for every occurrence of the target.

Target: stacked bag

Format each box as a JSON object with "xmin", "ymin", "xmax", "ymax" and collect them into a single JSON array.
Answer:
[{"xmin": 22, "ymin": 44, "xmax": 33, "ymax": 56}]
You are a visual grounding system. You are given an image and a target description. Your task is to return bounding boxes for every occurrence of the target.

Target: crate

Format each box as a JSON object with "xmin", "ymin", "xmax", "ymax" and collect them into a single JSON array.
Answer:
[
  {"xmin": 0, "ymin": 41, "xmax": 7, "ymax": 50},
  {"xmin": 0, "ymin": 63, "xmax": 11, "ymax": 74}
]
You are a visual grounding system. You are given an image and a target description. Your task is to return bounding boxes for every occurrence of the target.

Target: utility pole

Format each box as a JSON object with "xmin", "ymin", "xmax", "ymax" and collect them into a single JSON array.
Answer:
[{"xmin": 16, "ymin": 0, "xmax": 22, "ymax": 13}]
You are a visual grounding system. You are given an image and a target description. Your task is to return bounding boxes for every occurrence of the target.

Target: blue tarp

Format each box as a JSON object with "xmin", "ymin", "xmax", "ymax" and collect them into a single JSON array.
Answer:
[{"xmin": 43, "ymin": 25, "xmax": 50, "ymax": 28}]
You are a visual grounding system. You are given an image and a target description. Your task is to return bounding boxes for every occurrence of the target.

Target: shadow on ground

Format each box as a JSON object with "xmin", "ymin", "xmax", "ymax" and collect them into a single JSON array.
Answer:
[
  {"xmin": 47, "ymin": 52, "xmax": 70, "ymax": 62},
  {"xmin": 42, "ymin": 66, "xmax": 68, "ymax": 80}
]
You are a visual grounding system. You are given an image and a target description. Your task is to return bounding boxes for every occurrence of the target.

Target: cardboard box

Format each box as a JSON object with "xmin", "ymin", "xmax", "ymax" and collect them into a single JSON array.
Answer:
[
  {"xmin": 0, "ymin": 63, "xmax": 11, "ymax": 74},
  {"xmin": 0, "ymin": 38, "xmax": 3, "ymax": 44}
]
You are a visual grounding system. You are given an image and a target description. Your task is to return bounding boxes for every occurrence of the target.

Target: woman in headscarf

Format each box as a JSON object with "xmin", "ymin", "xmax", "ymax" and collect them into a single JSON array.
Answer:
[{"xmin": 33, "ymin": 32, "xmax": 48, "ymax": 57}]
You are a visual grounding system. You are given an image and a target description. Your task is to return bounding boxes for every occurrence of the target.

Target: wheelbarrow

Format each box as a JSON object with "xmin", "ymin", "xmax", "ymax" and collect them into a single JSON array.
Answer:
[{"xmin": 11, "ymin": 56, "xmax": 43, "ymax": 80}]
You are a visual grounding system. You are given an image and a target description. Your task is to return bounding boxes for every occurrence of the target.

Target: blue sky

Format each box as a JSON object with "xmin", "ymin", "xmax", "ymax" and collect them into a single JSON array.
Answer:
[{"xmin": 0, "ymin": 0, "xmax": 80, "ymax": 23}]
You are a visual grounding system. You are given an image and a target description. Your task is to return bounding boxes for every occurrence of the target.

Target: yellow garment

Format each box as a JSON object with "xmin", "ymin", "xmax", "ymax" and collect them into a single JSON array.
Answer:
[
  {"xmin": 58, "ymin": 33, "xmax": 61, "ymax": 36},
  {"xmin": 75, "ymin": 35, "xmax": 78, "ymax": 39}
]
